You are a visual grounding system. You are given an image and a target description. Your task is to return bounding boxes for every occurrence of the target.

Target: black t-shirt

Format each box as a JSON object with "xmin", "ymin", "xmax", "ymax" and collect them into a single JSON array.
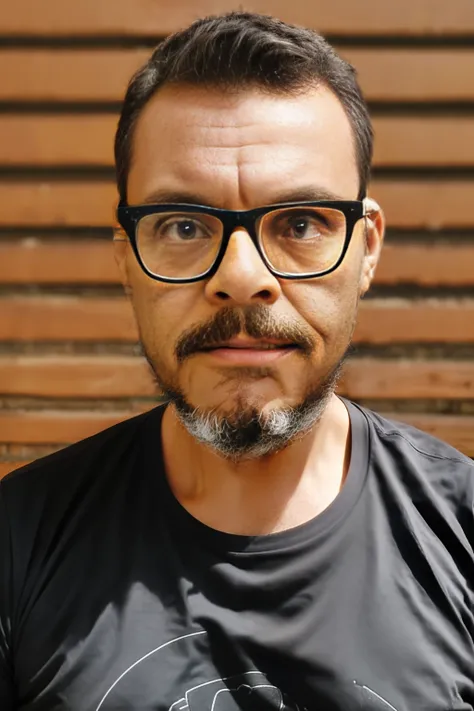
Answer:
[{"xmin": 0, "ymin": 399, "xmax": 473, "ymax": 711}]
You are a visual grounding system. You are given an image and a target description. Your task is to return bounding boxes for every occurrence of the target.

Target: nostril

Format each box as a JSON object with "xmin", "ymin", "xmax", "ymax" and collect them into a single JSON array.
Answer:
[
  {"xmin": 216, "ymin": 291, "xmax": 230, "ymax": 300},
  {"xmin": 257, "ymin": 289, "xmax": 273, "ymax": 300}
]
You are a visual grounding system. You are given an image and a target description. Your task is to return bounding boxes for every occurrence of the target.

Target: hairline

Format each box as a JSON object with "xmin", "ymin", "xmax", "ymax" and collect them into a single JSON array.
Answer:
[{"xmin": 124, "ymin": 78, "xmax": 362, "ymax": 203}]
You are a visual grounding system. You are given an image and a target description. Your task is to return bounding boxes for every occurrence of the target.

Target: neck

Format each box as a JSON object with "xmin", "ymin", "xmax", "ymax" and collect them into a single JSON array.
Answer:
[{"xmin": 161, "ymin": 395, "xmax": 351, "ymax": 536}]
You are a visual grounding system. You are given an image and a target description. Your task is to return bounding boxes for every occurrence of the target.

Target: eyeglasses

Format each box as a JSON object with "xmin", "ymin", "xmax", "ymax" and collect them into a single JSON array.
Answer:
[{"xmin": 116, "ymin": 200, "xmax": 369, "ymax": 283}]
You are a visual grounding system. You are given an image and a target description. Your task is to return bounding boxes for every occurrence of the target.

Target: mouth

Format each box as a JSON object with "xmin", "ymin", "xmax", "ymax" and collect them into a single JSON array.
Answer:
[
  {"xmin": 197, "ymin": 338, "xmax": 299, "ymax": 364},
  {"xmin": 200, "ymin": 337, "xmax": 298, "ymax": 351}
]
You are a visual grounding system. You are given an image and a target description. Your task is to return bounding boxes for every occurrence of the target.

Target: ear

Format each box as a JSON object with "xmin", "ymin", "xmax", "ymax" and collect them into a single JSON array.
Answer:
[
  {"xmin": 113, "ymin": 228, "xmax": 133, "ymax": 295},
  {"xmin": 359, "ymin": 198, "xmax": 385, "ymax": 297}
]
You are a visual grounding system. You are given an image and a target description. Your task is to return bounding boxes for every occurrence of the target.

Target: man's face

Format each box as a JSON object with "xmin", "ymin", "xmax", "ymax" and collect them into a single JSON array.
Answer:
[{"xmin": 117, "ymin": 83, "xmax": 382, "ymax": 453}]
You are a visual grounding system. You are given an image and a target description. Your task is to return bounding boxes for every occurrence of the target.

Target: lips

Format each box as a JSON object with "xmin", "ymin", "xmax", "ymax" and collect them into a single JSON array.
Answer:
[{"xmin": 200, "ymin": 338, "xmax": 297, "ymax": 351}]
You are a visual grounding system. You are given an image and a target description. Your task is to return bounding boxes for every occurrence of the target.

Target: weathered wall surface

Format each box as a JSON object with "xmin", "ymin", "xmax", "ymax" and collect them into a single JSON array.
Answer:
[{"xmin": 1, "ymin": 0, "xmax": 474, "ymax": 476}]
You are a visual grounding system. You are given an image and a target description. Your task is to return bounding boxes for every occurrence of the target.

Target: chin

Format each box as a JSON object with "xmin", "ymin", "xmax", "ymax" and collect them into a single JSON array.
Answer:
[
  {"xmin": 185, "ymin": 369, "xmax": 299, "ymax": 413},
  {"xmin": 206, "ymin": 394, "xmax": 281, "ymax": 423},
  {"xmin": 144, "ymin": 344, "xmax": 347, "ymax": 459},
  {"xmin": 164, "ymin": 384, "xmax": 336, "ymax": 461}
]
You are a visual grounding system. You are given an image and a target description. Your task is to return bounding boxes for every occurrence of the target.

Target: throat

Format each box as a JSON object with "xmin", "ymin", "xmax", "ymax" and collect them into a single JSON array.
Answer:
[{"xmin": 161, "ymin": 398, "xmax": 351, "ymax": 536}]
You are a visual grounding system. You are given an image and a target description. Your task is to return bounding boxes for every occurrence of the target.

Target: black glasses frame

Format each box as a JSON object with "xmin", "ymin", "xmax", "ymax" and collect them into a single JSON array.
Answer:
[{"xmin": 116, "ymin": 200, "xmax": 365, "ymax": 283}]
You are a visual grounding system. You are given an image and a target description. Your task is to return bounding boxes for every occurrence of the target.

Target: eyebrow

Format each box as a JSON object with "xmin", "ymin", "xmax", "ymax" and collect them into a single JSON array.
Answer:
[
  {"xmin": 142, "ymin": 190, "xmax": 212, "ymax": 206},
  {"xmin": 140, "ymin": 185, "xmax": 348, "ymax": 208},
  {"xmin": 266, "ymin": 187, "xmax": 348, "ymax": 203}
]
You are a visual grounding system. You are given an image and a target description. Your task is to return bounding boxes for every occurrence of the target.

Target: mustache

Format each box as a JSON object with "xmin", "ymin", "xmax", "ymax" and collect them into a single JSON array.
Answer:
[{"xmin": 175, "ymin": 306, "xmax": 316, "ymax": 362}]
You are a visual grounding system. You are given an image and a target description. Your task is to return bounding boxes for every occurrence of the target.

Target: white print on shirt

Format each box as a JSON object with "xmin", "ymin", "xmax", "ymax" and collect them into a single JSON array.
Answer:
[
  {"xmin": 95, "ymin": 629, "xmax": 398, "ymax": 710},
  {"xmin": 95, "ymin": 631, "xmax": 207, "ymax": 710},
  {"xmin": 168, "ymin": 671, "xmax": 305, "ymax": 711},
  {"xmin": 352, "ymin": 681, "xmax": 399, "ymax": 710}
]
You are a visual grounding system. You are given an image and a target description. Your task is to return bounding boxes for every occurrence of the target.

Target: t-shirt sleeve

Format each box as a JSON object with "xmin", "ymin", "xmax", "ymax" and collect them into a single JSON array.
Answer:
[{"xmin": 0, "ymin": 484, "xmax": 15, "ymax": 709}]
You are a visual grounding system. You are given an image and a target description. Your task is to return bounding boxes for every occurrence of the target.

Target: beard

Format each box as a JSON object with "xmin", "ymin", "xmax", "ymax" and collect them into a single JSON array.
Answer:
[
  {"xmin": 162, "ymin": 361, "xmax": 345, "ymax": 460},
  {"xmin": 140, "ymin": 305, "xmax": 351, "ymax": 461}
]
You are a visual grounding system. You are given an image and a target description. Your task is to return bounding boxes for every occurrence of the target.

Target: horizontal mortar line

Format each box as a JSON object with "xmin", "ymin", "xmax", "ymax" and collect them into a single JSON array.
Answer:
[
  {"xmin": 368, "ymin": 102, "xmax": 474, "ymax": 114},
  {"xmin": 0, "ymin": 340, "xmax": 141, "ymax": 349},
  {"xmin": 0, "ymin": 397, "xmax": 161, "ymax": 408},
  {"xmin": 0, "ymin": 286, "xmax": 125, "ymax": 297},
  {"xmin": 0, "ymin": 340, "xmax": 473, "ymax": 349},
  {"xmin": 0, "ymin": 342, "xmax": 140, "ymax": 351},
  {"xmin": 4, "ymin": 346, "xmax": 474, "ymax": 359},
  {"xmin": 349, "ymin": 344, "xmax": 474, "ymax": 359},
  {"xmin": 0, "ymin": 343, "xmax": 142, "ymax": 353},
  {"xmin": 0, "ymin": 224, "xmax": 115, "ymax": 233},
  {"xmin": 1, "ymin": 228, "xmax": 474, "ymax": 242},
  {"xmin": 366, "ymin": 285, "xmax": 474, "ymax": 298},
  {"xmin": 3, "ymin": 343, "xmax": 474, "ymax": 358},
  {"xmin": 372, "ymin": 167, "xmax": 474, "ymax": 180},
  {"xmin": 329, "ymin": 36, "xmax": 474, "ymax": 47},
  {"xmin": 2, "ymin": 34, "xmax": 474, "ymax": 48},
  {"xmin": 2, "ymin": 285, "xmax": 474, "ymax": 298},
  {"xmin": 0, "ymin": 399, "xmax": 473, "ymax": 412},
  {"xmin": 383, "ymin": 229, "xmax": 474, "ymax": 242},
  {"xmin": 2, "ymin": 102, "xmax": 474, "ymax": 115},
  {"xmin": 2, "ymin": 105, "xmax": 474, "ymax": 118},
  {"xmin": 0, "ymin": 166, "xmax": 116, "ymax": 179},
  {"xmin": 0, "ymin": 227, "xmax": 113, "ymax": 239},
  {"xmin": 0, "ymin": 35, "xmax": 167, "ymax": 48},
  {"xmin": 0, "ymin": 102, "xmax": 124, "ymax": 114},
  {"xmin": 355, "ymin": 403, "xmax": 474, "ymax": 415}
]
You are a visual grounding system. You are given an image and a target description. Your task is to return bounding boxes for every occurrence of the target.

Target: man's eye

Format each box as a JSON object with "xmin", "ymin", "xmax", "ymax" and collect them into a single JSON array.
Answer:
[
  {"xmin": 157, "ymin": 218, "xmax": 209, "ymax": 241},
  {"xmin": 284, "ymin": 215, "xmax": 326, "ymax": 239}
]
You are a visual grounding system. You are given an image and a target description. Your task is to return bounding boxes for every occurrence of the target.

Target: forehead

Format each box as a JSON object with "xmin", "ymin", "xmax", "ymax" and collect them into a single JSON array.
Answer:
[{"xmin": 127, "ymin": 84, "xmax": 359, "ymax": 207}]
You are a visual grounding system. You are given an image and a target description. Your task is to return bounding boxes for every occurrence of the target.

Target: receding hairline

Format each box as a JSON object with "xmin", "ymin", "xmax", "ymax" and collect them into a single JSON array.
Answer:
[{"xmin": 115, "ymin": 11, "xmax": 373, "ymax": 202}]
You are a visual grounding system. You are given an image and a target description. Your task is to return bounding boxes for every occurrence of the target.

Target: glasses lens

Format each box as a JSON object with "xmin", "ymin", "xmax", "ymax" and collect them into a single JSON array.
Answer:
[
  {"xmin": 259, "ymin": 206, "xmax": 347, "ymax": 275},
  {"xmin": 136, "ymin": 212, "xmax": 223, "ymax": 279}
]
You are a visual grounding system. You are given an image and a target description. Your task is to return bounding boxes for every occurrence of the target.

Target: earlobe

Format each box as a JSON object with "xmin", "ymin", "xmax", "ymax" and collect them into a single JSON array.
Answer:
[{"xmin": 359, "ymin": 199, "xmax": 385, "ymax": 297}]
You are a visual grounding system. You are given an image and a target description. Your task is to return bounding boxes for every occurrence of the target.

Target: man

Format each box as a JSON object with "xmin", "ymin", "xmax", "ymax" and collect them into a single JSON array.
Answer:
[{"xmin": 1, "ymin": 11, "xmax": 473, "ymax": 711}]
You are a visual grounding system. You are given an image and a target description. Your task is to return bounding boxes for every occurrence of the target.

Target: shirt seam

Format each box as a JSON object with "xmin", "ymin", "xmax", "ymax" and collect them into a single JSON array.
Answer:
[{"xmin": 370, "ymin": 420, "xmax": 474, "ymax": 467}]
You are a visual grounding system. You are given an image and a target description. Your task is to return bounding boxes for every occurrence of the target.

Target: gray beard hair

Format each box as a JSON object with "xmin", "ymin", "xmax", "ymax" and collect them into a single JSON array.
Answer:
[
  {"xmin": 137, "ymin": 304, "xmax": 352, "ymax": 461},
  {"xmin": 154, "ymin": 357, "xmax": 346, "ymax": 461}
]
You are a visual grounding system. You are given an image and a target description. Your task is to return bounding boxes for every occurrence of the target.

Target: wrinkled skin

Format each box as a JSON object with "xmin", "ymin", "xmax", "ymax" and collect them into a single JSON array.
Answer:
[{"xmin": 114, "ymin": 83, "xmax": 384, "ymax": 534}]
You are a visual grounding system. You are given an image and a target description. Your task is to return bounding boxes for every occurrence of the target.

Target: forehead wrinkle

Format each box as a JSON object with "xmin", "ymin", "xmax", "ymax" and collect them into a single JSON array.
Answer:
[
  {"xmin": 196, "ymin": 122, "xmax": 283, "ymax": 149},
  {"xmin": 204, "ymin": 140, "xmax": 294, "ymax": 209},
  {"xmin": 160, "ymin": 148, "xmax": 271, "ymax": 211},
  {"xmin": 157, "ymin": 142, "xmax": 347, "ymax": 210},
  {"xmin": 191, "ymin": 110, "xmax": 314, "ymax": 152},
  {"xmin": 129, "ymin": 84, "xmax": 359, "ymax": 208},
  {"xmin": 172, "ymin": 150, "xmax": 244, "ymax": 208}
]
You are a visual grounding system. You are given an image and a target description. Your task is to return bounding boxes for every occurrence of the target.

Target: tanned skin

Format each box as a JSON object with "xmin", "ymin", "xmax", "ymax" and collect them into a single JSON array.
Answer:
[{"xmin": 115, "ymin": 84, "xmax": 384, "ymax": 536}]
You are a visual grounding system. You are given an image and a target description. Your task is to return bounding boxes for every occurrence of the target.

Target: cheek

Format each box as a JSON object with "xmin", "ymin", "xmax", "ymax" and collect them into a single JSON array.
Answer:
[
  {"xmin": 128, "ymin": 273, "xmax": 202, "ymax": 356},
  {"xmin": 324, "ymin": 235, "xmax": 366, "ymax": 319},
  {"xmin": 284, "ymin": 224, "xmax": 365, "ymax": 333},
  {"xmin": 286, "ymin": 268, "xmax": 362, "ymax": 347},
  {"xmin": 132, "ymin": 284, "xmax": 167, "ymax": 342}
]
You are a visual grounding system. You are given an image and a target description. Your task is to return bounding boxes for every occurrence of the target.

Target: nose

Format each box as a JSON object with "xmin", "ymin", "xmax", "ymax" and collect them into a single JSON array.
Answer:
[{"xmin": 204, "ymin": 228, "xmax": 282, "ymax": 306}]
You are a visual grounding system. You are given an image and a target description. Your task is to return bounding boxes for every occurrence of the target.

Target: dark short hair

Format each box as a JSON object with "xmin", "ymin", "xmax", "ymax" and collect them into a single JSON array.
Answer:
[{"xmin": 115, "ymin": 12, "xmax": 373, "ymax": 203}]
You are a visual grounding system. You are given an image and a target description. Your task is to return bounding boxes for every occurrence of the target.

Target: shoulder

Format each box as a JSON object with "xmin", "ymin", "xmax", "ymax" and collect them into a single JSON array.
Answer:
[
  {"xmin": 0, "ymin": 406, "xmax": 167, "ymax": 609},
  {"xmin": 0, "ymin": 405, "xmax": 165, "ymax": 503},
  {"xmin": 350, "ymin": 401, "xmax": 474, "ymax": 531},
  {"xmin": 359, "ymin": 404, "xmax": 473, "ymax": 469}
]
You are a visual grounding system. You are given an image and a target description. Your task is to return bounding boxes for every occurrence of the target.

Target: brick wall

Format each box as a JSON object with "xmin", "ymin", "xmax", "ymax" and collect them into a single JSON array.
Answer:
[{"xmin": 1, "ymin": 0, "xmax": 474, "ymax": 476}]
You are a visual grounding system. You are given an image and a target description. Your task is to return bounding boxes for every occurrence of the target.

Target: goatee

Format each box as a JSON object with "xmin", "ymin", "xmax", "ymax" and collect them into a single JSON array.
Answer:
[
  {"xmin": 163, "ymin": 362, "xmax": 344, "ymax": 460},
  {"xmin": 140, "ymin": 305, "xmax": 349, "ymax": 460}
]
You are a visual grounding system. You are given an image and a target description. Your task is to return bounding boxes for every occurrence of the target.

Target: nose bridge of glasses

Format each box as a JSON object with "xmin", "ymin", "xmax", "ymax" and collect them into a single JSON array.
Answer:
[
  {"xmin": 211, "ymin": 209, "xmax": 268, "ymax": 279},
  {"xmin": 220, "ymin": 208, "xmax": 260, "ymax": 245},
  {"xmin": 208, "ymin": 212, "xmax": 282, "ymax": 296}
]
